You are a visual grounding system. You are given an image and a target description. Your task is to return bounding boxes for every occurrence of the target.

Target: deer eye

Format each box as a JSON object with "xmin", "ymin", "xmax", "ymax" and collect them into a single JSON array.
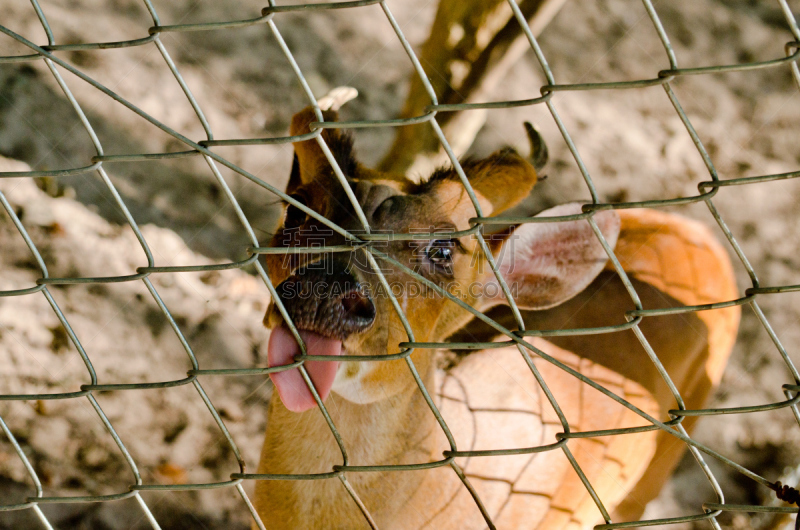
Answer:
[
  {"xmin": 283, "ymin": 194, "xmax": 309, "ymax": 229},
  {"xmin": 425, "ymin": 239, "xmax": 456, "ymax": 266}
]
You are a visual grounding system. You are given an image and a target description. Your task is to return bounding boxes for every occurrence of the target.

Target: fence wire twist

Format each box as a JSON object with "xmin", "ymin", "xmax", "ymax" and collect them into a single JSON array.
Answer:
[{"xmin": 0, "ymin": 0, "xmax": 799, "ymax": 528}]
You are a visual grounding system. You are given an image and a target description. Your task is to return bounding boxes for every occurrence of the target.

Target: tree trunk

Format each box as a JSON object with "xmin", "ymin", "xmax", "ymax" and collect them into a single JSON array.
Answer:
[{"xmin": 378, "ymin": 0, "xmax": 567, "ymax": 176}]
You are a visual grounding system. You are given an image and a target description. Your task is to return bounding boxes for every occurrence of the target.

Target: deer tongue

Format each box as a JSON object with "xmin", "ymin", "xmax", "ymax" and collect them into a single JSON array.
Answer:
[{"xmin": 268, "ymin": 325, "xmax": 342, "ymax": 413}]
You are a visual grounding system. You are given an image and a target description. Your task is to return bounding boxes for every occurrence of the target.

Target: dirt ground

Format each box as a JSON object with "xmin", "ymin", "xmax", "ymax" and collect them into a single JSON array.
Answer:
[{"xmin": 0, "ymin": 0, "xmax": 799, "ymax": 528}]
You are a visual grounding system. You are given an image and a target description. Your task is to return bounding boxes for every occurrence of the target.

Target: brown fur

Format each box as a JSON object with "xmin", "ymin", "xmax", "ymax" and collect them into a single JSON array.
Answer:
[{"xmin": 253, "ymin": 104, "xmax": 739, "ymax": 529}]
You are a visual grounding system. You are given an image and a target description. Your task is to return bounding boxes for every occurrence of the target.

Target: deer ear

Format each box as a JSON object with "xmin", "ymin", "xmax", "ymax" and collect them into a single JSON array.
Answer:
[
  {"xmin": 479, "ymin": 204, "xmax": 620, "ymax": 311},
  {"xmin": 290, "ymin": 107, "xmax": 346, "ymax": 186},
  {"xmin": 466, "ymin": 123, "xmax": 547, "ymax": 214},
  {"xmin": 445, "ymin": 149, "xmax": 540, "ymax": 216},
  {"xmin": 289, "ymin": 87, "xmax": 361, "ymax": 187}
]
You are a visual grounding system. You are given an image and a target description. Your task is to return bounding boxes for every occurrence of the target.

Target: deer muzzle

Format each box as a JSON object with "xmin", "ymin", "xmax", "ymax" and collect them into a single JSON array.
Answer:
[{"xmin": 267, "ymin": 263, "xmax": 376, "ymax": 412}]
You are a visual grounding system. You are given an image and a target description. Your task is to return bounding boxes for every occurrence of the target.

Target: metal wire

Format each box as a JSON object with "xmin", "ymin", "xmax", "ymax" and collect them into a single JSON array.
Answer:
[{"xmin": 0, "ymin": 0, "xmax": 798, "ymax": 528}]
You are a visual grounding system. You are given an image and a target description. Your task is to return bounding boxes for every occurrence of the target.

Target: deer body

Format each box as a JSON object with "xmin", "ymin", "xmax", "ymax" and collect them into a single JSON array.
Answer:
[{"xmin": 254, "ymin": 90, "xmax": 740, "ymax": 529}]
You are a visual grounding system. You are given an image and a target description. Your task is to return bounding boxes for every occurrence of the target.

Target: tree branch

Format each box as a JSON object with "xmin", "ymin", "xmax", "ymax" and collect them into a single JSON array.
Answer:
[{"xmin": 378, "ymin": 0, "xmax": 567, "ymax": 176}]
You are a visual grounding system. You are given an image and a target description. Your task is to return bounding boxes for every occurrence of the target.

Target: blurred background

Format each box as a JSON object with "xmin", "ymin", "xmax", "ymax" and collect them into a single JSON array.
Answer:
[{"xmin": 0, "ymin": 0, "xmax": 799, "ymax": 528}]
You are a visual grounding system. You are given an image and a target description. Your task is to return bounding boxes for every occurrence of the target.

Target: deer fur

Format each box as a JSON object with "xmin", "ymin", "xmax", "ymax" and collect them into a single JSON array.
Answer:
[{"xmin": 253, "ymin": 89, "xmax": 740, "ymax": 529}]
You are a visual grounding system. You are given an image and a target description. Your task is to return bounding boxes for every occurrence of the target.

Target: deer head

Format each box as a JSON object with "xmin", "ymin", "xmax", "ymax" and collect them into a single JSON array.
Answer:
[{"xmin": 261, "ymin": 88, "xmax": 620, "ymax": 413}]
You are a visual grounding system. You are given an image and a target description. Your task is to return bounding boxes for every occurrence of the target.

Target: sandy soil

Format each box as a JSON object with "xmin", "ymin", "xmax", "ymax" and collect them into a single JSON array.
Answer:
[{"xmin": 0, "ymin": 0, "xmax": 799, "ymax": 528}]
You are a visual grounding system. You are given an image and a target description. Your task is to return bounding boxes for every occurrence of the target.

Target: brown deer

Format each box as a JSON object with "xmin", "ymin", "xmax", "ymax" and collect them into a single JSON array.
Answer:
[{"xmin": 253, "ymin": 89, "xmax": 740, "ymax": 529}]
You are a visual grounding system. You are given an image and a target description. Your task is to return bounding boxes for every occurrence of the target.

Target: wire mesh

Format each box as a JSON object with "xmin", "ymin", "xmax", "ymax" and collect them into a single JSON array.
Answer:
[{"xmin": 0, "ymin": 0, "xmax": 798, "ymax": 528}]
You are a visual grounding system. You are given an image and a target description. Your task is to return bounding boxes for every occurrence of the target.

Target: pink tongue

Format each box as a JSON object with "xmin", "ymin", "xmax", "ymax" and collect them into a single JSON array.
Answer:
[{"xmin": 268, "ymin": 325, "xmax": 342, "ymax": 413}]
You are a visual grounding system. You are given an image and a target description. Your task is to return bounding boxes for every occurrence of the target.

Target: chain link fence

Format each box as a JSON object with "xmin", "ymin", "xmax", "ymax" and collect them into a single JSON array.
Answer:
[{"xmin": 0, "ymin": 0, "xmax": 799, "ymax": 528}]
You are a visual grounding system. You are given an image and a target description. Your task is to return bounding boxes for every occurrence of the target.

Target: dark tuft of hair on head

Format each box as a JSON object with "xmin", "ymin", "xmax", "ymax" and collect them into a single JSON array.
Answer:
[{"xmin": 328, "ymin": 131, "xmax": 358, "ymax": 178}]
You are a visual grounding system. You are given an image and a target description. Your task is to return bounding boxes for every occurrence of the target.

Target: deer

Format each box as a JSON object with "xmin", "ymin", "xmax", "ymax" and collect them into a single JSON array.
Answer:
[{"xmin": 253, "ymin": 87, "xmax": 740, "ymax": 529}]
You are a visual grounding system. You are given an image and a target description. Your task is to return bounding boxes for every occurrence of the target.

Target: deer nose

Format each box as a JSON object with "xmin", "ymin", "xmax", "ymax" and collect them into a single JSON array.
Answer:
[
  {"xmin": 275, "ymin": 263, "xmax": 376, "ymax": 340},
  {"xmin": 340, "ymin": 287, "xmax": 376, "ymax": 327}
]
